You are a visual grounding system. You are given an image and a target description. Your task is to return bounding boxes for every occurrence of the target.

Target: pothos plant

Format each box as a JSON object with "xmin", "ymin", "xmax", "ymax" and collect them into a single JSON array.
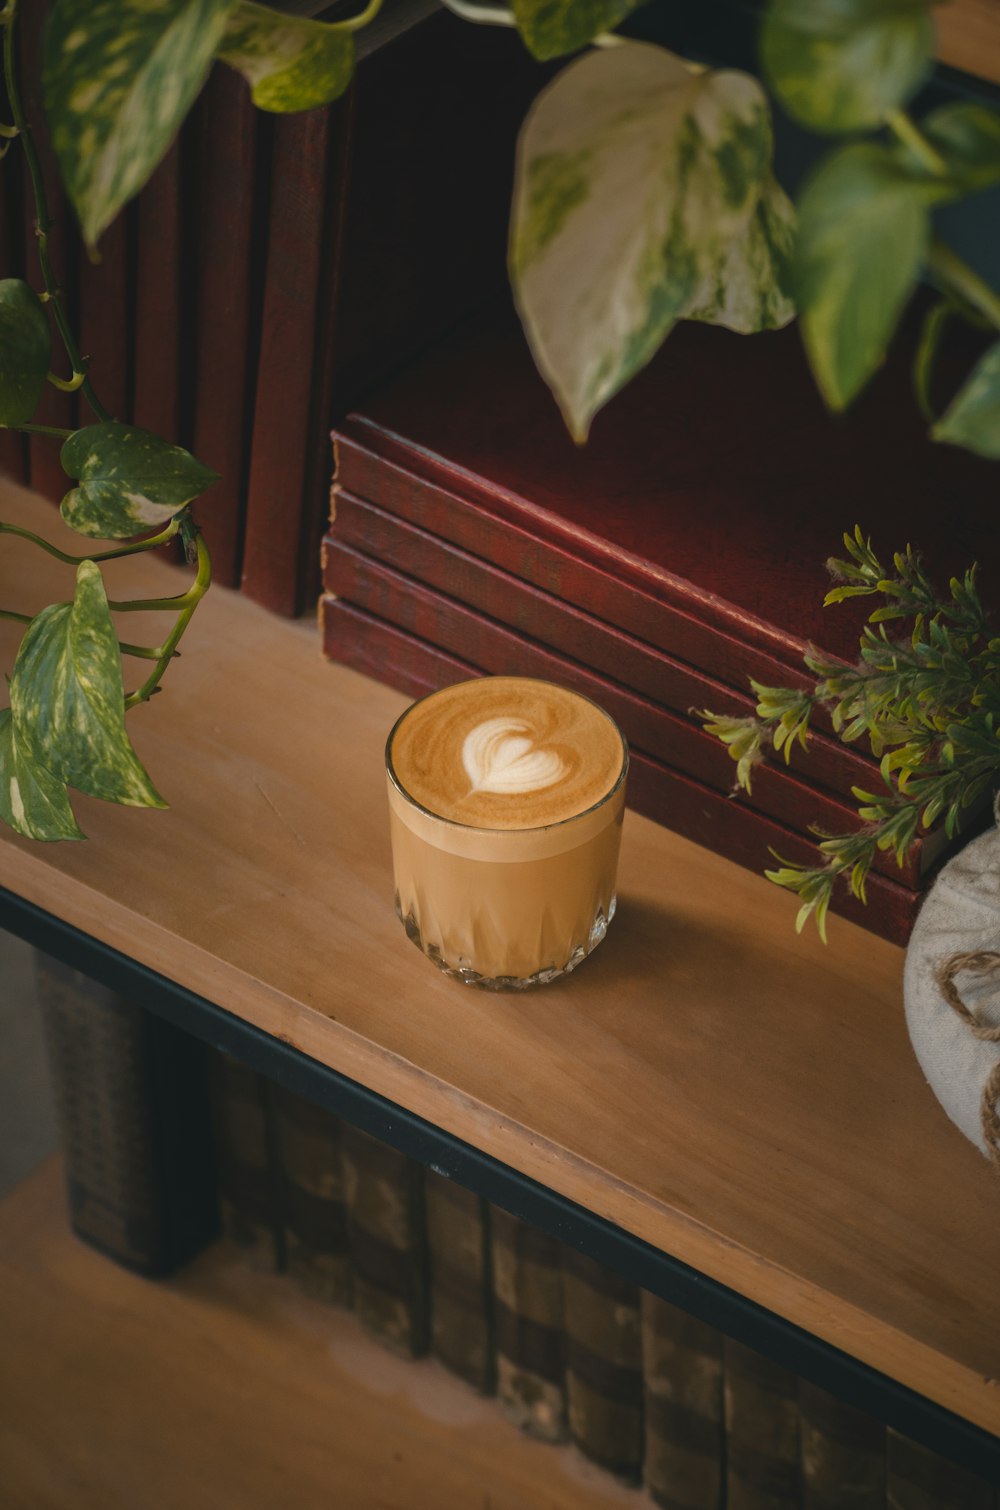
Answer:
[
  {"xmin": 481, "ymin": 0, "xmax": 1000, "ymax": 449},
  {"xmin": 3, "ymin": 0, "xmax": 1000, "ymax": 848},
  {"xmin": 0, "ymin": 0, "xmax": 378, "ymax": 841},
  {"xmin": 703, "ymin": 530, "xmax": 1000, "ymax": 939}
]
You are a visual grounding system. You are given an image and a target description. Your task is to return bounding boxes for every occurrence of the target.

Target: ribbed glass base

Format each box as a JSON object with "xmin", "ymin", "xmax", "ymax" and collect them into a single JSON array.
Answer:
[{"xmin": 395, "ymin": 894, "xmax": 616, "ymax": 991}]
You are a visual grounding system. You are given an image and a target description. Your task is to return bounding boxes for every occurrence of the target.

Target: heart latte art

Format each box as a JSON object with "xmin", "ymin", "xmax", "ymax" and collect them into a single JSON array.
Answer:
[
  {"xmin": 462, "ymin": 718, "xmax": 566, "ymax": 796},
  {"xmin": 389, "ymin": 676, "xmax": 626, "ymax": 829}
]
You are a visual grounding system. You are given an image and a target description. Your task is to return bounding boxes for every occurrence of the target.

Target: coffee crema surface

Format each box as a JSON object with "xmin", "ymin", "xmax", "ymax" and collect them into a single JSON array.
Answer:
[{"xmin": 389, "ymin": 677, "xmax": 625, "ymax": 829}]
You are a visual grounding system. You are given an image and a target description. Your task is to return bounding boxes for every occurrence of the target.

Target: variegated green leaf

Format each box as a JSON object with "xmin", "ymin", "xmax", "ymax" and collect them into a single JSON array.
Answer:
[
  {"xmin": 794, "ymin": 143, "xmax": 941, "ymax": 410},
  {"xmin": 932, "ymin": 340, "xmax": 1000, "ymax": 458},
  {"xmin": 510, "ymin": 43, "xmax": 775, "ymax": 440},
  {"xmin": 511, "ymin": 0, "xmax": 642, "ymax": 61},
  {"xmin": 0, "ymin": 708, "xmax": 84, "ymax": 841},
  {"xmin": 44, "ymin": 0, "xmax": 234, "ymax": 248},
  {"xmin": 10, "ymin": 560, "xmax": 167, "ymax": 809},
  {"xmin": 760, "ymin": 0, "xmax": 933, "ymax": 134},
  {"xmin": 0, "ymin": 279, "xmax": 52, "ymax": 427},
  {"xmin": 685, "ymin": 172, "xmax": 796, "ymax": 333},
  {"xmin": 60, "ymin": 424, "xmax": 219, "ymax": 538},
  {"xmin": 217, "ymin": 1, "xmax": 354, "ymax": 112}
]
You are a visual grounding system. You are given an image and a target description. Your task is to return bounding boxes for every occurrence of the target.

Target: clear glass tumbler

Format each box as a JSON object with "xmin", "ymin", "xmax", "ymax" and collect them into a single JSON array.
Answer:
[{"xmin": 385, "ymin": 677, "xmax": 628, "ymax": 990}]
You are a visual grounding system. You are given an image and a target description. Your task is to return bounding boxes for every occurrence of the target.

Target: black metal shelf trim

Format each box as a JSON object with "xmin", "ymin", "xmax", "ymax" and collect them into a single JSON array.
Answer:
[{"xmin": 3, "ymin": 884, "xmax": 997, "ymax": 1484}]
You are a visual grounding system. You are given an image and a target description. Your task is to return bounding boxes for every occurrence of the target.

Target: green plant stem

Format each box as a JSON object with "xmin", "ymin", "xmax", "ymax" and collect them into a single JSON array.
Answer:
[
  {"xmin": 2, "ymin": 0, "xmax": 111, "ymax": 424},
  {"xmin": 885, "ymin": 107, "xmax": 948, "ymax": 176},
  {"xmin": 440, "ymin": 0, "xmax": 515, "ymax": 26},
  {"xmin": 47, "ymin": 368, "xmax": 86, "ymax": 393},
  {"xmin": 120, "ymin": 642, "xmax": 180, "ymax": 661},
  {"xmin": 0, "ymin": 603, "xmax": 170, "ymax": 659},
  {"xmin": 0, "ymin": 517, "xmax": 180, "ymax": 564},
  {"xmin": 122, "ymin": 527, "xmax": 211, "ymax": 708},
  {"xmin": 6, "ymin": 422, "xmax": 73, "ymax": 438},
  {"xmin": 331, "ymin": 0, "xmax": 383, "ymax": 29},
  {"xmin": 927, "ymin": 240, "xmax": 1000, "ymax": 334}
]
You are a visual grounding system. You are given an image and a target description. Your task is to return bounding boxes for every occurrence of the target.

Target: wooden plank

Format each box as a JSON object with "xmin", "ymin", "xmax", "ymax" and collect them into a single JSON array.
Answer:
[
  {"xmin": 0, "ymin": 1159, "xmax": 639, "ymax": 1510},
  {"xmin": 1, "ymin": 480, "xmax": 999, "ymax": 1435},
  {"xmin": 936, "ymin": 0, "xmax": 1000, "ymax": 87}
]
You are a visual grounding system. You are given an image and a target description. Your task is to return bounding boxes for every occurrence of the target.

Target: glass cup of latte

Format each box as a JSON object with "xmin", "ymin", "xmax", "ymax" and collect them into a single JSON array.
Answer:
[{"xmin": 385, "ymin": 676, "xmax": 628, "ymax": 989}]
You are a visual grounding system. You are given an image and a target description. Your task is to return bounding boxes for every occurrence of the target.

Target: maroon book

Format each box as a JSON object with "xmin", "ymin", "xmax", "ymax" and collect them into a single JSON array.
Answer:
[
  {"xmin": 319, "ymin": 597, "xmax": 920, "ymax": 945},
  {"xmin": 322, "ymin": 539, "xmax": 925, "ymax": 889},
  {"xmin": 239, "ymin": 100, "xmax": 336, "ymax": 617},
  {"xmin": 334, "ymin": 301, "xmax": 998, "ymax": 687},
  {"xmin": 240, "ymin": 8, "xmax": 543, "ymax": 618},
  {"xmin": 189, "ymin": 64, "xmax": 262, "ymax": 588},
  {"xmin": 131, "ymin": 138, "xmax": 183, "ymax": 445},
  {"xmin": 18, "ymin": 0, "xmax": 78, "ymax": 503},
  {"xmin": 326, "ymin": 488, "xmax": 885, "ymax": 804},
  {"xmin": 78, "ymin": 211, "xmax": 129, "ymax": 426},
  {"xmin": 0, "ymin": 96, "xmax": 26, "ymax": 483}
]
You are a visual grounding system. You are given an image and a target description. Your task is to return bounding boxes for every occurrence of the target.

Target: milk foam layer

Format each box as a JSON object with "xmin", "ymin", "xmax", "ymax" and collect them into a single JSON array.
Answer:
[{"xmin": 389, "ymin": 677, "xmax": 626, "ymax": 830}]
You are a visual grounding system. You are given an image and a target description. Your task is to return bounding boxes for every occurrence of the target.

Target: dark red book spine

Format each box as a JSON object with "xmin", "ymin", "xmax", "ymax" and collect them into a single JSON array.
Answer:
[
  {"xmin": 335, "ymin": 433, "xmax": 835, "ymax": 706},
  {"xmin": 240, "ymin": 104, "xmax": 336, "ymax": 616},
  {"xmin": 189, "ymin": 65, "xmax": 263, "ymax": 588},
  {"xmin": 327, "ymin": 489, "xmax": 884, "ymax": 806},
  {"xmin": 78, "ymin": 211, "xmax": 129, "ymax": 426},
  {"xmin": 242, "ymin": 12, "xmax": 542, "ymax": 619},
  {"xmin": 322, "ymin": 540, "xmax": 922, "ymax": 889},
  {"xmin": 132, "ymin": 138, "xmax": 183, "ymax": 444},
  {"xmin": 0, "ymin": 78, "xmax": 26, "ymax": 484},
  {"xmin": 335, "ymin": 297, "xmax": 997, "ymax": 677},
  {"xmin": 318, "ymin": 596, "xmax": 919, "ymax": 945},
  {"xmin": 18, "ymin": 0, "xmax": 78, "ymax": 503}
]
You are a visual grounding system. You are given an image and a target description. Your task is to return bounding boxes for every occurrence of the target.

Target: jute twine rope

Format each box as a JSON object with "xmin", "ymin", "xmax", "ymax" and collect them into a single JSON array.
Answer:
[{"xmin": 936, "ymin": 950, "xmax": 1000, "ymax": 1169}]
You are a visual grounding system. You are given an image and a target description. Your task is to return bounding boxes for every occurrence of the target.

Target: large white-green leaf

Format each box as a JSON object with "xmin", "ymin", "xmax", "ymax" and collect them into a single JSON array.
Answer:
[
  {"xmin": 9, "ymin": 561, "xmax": 167, "ymax": 809},
  {"xmin": 44, "ymin": 0, "xmax": 234, "ymax": 248},
  {"xmin": 60, "ymin": 424, "xmax": 219, "ymax": 539},
  {"xmin": 217, "ymin": 1, "xmax": 354, "ymax": 112},
  {"xmin": 933, "ymin": 340, "xmax": 1000, "ymax": 458},
  {"xmin": 511, "ymin": 0, "xmax": 642, "ymax": 60},
  {"xmin": 794, "ymin": 143, "xmax": 941, "ymax": 410},
  {"xmin": 0, "ymin": 279, "xmax": 51, "ymax": 427},
  {"xmin": 685, "ymin": 172, "xmax": 796, "ymax": 333},
  {"xmin": 510, "ymin": 43, "xmax": 776, "ymax": 440},
  {"xmin": 0, "ymin": 708, "xmax": 84, "ymax": 842},
  {"xmin": 760, "ymin": 0, "xmax": 933, "ymax": 134}
]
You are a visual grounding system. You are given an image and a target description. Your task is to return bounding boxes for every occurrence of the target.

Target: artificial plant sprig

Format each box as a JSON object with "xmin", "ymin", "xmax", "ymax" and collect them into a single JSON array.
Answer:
[{"xmin": 702, "ymin": 529, "xmax": 1000, "ymax": 939}]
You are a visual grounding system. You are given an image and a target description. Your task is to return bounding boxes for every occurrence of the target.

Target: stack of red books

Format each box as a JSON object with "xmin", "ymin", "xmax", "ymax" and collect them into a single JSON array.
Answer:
[{"xmin": 323, "ymin": 302, "xmax": 998, "ymax": 944}]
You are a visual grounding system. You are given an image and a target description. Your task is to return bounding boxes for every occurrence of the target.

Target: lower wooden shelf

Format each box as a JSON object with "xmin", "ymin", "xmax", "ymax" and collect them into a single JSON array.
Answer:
[{"xmin": 0, "ymin": 1158, "xmax": 642, "ymax": 1510}]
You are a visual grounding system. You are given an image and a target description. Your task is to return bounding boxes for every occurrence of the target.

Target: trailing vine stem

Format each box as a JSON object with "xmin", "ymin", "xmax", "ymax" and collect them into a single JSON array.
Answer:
[
  {"xmin": 331, "ymin": 0, "xmax": 384, "ymax": 30},
  {"xmin": 885, "ymin": 106, "xmax": 948, "ymax": 176},
  {"xmin": 1, "ymin": 0, "xmax": 112, "ymax": 424},
  {"xmin": 6, "ymin": 422, "xmax": 74, "ymax": 437},
  {"xmin": 0, "ymin": 516, "xmax": 181, "ymax": 564},
  {"xmin": 0, "ymin": 605, "xmax": 172, "ymax": 660},
  {"xmin": 120, "ymin": 519, "xmax": 212, "ymax": 708}
]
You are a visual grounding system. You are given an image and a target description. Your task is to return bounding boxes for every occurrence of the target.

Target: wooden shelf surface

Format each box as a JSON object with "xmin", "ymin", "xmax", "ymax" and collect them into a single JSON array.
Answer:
[
  {"xmin": 937, "ymin": 0, "xmax": 1000, "ymax": 87},
  {"xmin": 0, "ymin": 1158, "xmax": 639, "ymax": 1510},
  {"xmin": 1, "ymin": 482, "xmax": 999, "ymax": 1437}
]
